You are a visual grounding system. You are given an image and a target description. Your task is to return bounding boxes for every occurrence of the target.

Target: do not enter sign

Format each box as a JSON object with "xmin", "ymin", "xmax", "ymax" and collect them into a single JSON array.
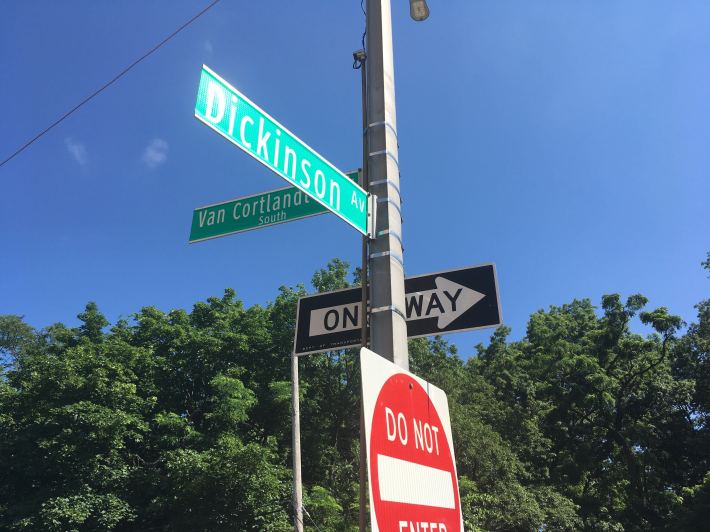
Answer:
[{"xmin": 361, "ymin": 348, "xmax": 463, "ymax": 532}]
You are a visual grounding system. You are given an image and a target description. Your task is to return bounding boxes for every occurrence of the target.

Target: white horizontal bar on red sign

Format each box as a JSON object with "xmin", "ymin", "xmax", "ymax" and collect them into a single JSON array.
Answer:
[{"xmin": 376, "ymin": 454, "xmax": 456, "ymax": 509}]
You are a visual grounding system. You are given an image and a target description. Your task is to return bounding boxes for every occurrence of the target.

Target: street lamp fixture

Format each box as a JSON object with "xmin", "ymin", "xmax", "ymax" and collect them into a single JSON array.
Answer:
[{"xmin": 409, "ymin": 0, "xmax": 430, "ymax": 21}]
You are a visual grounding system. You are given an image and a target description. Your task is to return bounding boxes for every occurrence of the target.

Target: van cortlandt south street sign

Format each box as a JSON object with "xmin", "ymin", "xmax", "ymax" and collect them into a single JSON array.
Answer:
[
  {"xmin": 361, "ymin": 347, "xmax": 463, "ymax": 532},
  {"xmin": 294, "ymin": 264, "xmax": 501, "ymax": 355},
  {"xmin": 194, "ymin": 65, "xmax": 373, "ymax": 236},
  {"xmin": 189, "ymin": 171, "xmax": 360, "ymax": 243}
]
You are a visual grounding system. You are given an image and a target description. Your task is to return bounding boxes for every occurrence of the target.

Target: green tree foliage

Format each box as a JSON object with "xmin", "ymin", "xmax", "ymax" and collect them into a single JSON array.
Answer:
[
  {"xmin": 0, "ymin": 257, "xmax": 708, "ymax": 530},
  {"xmin": 0, "ymin": 315, "xmax": 34, "ymax": 368}
]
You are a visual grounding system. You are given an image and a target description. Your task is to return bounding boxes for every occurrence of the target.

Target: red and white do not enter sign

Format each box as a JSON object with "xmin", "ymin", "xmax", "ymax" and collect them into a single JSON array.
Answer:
[{"xmin": 361, "ymin": 348, "xmax": 462, "ymax": 532}]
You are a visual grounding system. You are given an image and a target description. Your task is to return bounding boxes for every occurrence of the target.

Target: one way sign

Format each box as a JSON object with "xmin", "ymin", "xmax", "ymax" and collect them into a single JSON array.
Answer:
[{"xmin": 294, "ymin": 264, "xmax": 501, "ymax": 355}]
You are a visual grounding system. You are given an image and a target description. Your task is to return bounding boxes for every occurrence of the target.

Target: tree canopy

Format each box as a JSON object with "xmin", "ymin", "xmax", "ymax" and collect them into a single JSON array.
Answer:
[{"xmin": 1, "ymin": 255, "xmax": 708, "ymax": 530}]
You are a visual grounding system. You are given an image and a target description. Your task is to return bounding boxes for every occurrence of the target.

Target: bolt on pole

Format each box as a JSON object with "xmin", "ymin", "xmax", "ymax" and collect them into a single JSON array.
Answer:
[{"xmin": 366, "ymin": 0, "xmax": 409, "ymax": 370}]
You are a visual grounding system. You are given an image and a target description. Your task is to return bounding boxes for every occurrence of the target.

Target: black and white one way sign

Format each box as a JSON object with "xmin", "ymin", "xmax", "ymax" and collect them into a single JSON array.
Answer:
[{"xmin": 294, "ymin": 264, "xmax": 502, "ymax": 355}]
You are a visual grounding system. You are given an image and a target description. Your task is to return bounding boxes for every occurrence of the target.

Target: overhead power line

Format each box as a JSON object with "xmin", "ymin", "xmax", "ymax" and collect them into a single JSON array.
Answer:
[{"xmin": 0, "ymin": 0, "xmax": 222, "ymax": 170}]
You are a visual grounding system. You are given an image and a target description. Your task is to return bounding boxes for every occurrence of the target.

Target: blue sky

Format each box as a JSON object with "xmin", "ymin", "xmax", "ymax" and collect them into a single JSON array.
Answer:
[{"xmin": 1, "ymin": 0, "xmax": 708, "ymax": 357}]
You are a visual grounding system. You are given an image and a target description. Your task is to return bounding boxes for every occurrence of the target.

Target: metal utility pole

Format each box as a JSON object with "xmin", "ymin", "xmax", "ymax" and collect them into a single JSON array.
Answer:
[
  {"xmin": 366, "ymin": 0, "xmax": 408, "ymax": 370},
  {"xmin": 295, "ymin": 1, "xmax": 415, "ymax": 528},
  {"xmin": 354, "ymin": 46, "xmax": 370, "ymax": 532}
]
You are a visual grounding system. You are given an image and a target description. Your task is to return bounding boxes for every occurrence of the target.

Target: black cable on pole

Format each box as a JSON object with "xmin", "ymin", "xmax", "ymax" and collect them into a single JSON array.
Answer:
[
  {"xmin": 0, "ymin": 0, "xmax": 222, "ymax": 170},
  {"xmin": 302, "ymin": 504, "xmax": 324, "ymax": 532},
  {"xmin": 361, "ymin": 0, "xmax": 367, "ymax": 52}
]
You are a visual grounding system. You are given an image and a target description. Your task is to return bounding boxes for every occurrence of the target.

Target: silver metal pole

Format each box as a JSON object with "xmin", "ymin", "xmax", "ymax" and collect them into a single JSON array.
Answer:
[
  {"xmin": 366, "ymin": 0, "xmax": 408, "ymax": 369},
  {"xmin": 354, "ymin": 47, "xmax": 370, "ymax": 532},
  {"xmin": 291, "ymin": 352, "xmax": 303, "ymax": 532}
]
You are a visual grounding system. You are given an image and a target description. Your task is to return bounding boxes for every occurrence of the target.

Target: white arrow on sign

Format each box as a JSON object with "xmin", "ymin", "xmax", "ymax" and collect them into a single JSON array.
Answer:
[{"xmin": 405, "ymin": 277, "xmax": 485, "ymax": 328}]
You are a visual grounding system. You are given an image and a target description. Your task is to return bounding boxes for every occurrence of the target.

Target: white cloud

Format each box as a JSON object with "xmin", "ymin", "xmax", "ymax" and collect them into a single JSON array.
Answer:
[
  {"xmin": 65, "ymin": 137, "xmax": 88, "ymax": 166},
  {"xmin": 142, "ymin": 138, "xmax": 169, "ymax": 168},
  {"xmin": 204, "ymin": 40, "xmax": 214, "ymax": 54}
]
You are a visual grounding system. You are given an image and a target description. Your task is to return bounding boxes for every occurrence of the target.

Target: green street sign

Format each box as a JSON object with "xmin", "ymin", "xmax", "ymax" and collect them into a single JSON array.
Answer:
[
  {"xmin": 195, "ymin": 65, "xmax": 372, "ymax": 236},
  {"xmin": 189, "ymin": 171, "xmax": 360, "ymax": 243}
]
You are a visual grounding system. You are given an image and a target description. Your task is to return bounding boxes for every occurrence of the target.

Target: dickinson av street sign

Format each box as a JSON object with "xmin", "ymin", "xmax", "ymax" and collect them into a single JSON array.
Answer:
[
  {"xmin": 194, "ymin": 65, "xmax": 373, "ymax": 236},
  {"xmin": 189, "ymin": 170, "xmax": 360, "ymax": 243},
  {"xmin": 361, "ymin": 347, "xmax": 463, "ymax": 532},
  {"xmin": 294, "ymin": 264, "xmax": 502, "ymax": 355}
]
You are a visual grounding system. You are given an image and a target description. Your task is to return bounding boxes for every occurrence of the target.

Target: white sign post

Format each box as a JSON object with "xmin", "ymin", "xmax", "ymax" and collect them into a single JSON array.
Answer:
[{"xmin": 361, "ymin": 347, "xmax": 463, "ymax": 532}]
